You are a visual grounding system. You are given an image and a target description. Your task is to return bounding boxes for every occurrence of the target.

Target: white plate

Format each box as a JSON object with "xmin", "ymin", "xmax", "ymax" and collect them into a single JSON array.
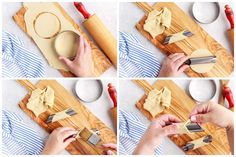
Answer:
[
  {"xmin": 75, "ymin": 80, "xmax": 103, "ymax": 103},
  {"xmin": 189, "ymin": 80, "xmax": 216, "ymax": 102}
]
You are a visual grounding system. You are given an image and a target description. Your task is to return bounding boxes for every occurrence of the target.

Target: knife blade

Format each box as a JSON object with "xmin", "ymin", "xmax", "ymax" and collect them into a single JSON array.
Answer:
[
  {"xmin": 163, "ymin": 30, "xmax": 193, "ymax": 45},
  {"xmin": 46, "ymin": 108, "xmax": 77, "ymax": 123},
  {"xmin": 184, "ymin": 56, "xmax": 216, "ymax": 65},
  {"xmin": 182, "ymin": 135, "xmax": 212, "ymax": 151}
]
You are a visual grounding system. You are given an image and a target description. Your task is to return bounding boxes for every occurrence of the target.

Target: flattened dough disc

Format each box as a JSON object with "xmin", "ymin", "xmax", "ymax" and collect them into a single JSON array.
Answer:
[
  {"xmin": 34, "ymin": 12, "xmax": 61, "ymax": 39},
  {"xmin": 54, "ymin": 31, "xmax": 79, "ymax": 58},
  {"xmin": 190, "ymin": 49, "xmax": 215, "ymax": 73}
]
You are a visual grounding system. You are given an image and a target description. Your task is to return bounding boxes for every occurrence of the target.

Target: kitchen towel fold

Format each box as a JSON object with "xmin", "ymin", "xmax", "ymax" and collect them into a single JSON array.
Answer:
[
  {"xmin": 119, "ymin": 110, "xmax": 163, "ymax": 155},
  {"xmin": 2, "ymin": 31, "xmax": 45, "ymax": 78},
  {"xmin": 119, "ymin": 32, "xmax": 161, "ymax": 78},
  {"xmin": 2, "ymin": 110, "xmax": 44, "ymax": 155}
]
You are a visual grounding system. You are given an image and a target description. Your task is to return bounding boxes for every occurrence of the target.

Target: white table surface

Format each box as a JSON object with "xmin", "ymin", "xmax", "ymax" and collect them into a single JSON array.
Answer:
[
  {"xmin": 119, "ymin": 79, "xmax": 233, "ymax": 155},
  {"xmin": 2, "ymin": 79, "xmax": 117, "ymax": 155},
  {"xmin": 2, "ymin": 2, "xmax": 117, "ymax": 77},
  {"xmin": 119, "ymin": 2, "xmax": 234, "ymax": 77}
]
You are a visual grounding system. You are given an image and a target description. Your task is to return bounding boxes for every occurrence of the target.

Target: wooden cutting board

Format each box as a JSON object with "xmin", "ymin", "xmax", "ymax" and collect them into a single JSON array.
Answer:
[
  {"xmin": 17, "ymin": 80, "xmax": 116, "ymax": 155},
  {"xmin": 136, "ymin": 2, "xmax": 234, "ymax": 77},
  {"xmin": 134, "ymin": 80, "xmax": 230, "ymax": 155},
  {"xmin": 13, "ymin": 3, "xmax": 112, "ymax": 77}
]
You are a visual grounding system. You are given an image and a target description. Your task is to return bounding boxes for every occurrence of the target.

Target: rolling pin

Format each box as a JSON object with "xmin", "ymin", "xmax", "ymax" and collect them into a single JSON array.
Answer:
[
  {"xmin": 224, "ymin": 5, "xmax": 234, "ymax": 51},
  {"xmin": 107, "ymin": 83, "xmax": 117, "ymax": 131},
  {"xmin": 74, "ymin": 2, "xmax": 117, "ymax": 67}
]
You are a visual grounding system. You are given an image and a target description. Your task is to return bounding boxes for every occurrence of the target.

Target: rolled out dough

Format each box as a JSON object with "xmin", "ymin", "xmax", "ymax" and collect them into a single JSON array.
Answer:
[
  {"xmin": 26, "ymin": 86, "xmax": 55, "ymax": 117},
  {"xmin": 144, "ymin": 7, "xmax": 171, "ymax": 38},
  {"xmin": 176, "ymin": 120, "xmax": 191, "ymax": 134},
  {"xmin": 143, "ymin": 87, "xmax": 171, "ymax": 118},
  {"xmin": 190, "ymin": 49, "xmax": 215, "ymax": 73},
  {"xmin": 34, "ymin": 12, "xmax": 61, "ymax": 39},
  {"xmin": 188, "ymin": 136, "xmax": 212, "ymax": 150},
  {"xmin": 54, "ymin": 31, "xmax": 79, "ymax": 58},
  {"xmin": 23, "ymin": 2, "xmax": 81, "ymax": 70},
  {"xmin": 51, "ymin": 108, "xmax": 71, "ymax": 122}
]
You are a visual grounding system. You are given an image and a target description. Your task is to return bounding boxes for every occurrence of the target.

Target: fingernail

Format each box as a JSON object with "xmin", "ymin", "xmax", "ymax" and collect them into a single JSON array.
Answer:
[
  {"xmin": 190, "ymin": 116, "xmax": 196, "ymax": 122},
  {"xmin": 107, "ymin": 150, "xmax": 113, "ymax": 155}
]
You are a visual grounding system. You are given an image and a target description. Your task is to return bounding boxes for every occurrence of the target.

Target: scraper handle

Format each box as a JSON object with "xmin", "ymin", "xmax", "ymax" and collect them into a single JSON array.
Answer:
[{"xmin": 74, "ymin": 2, "xmax": 91, "ymax": 19}]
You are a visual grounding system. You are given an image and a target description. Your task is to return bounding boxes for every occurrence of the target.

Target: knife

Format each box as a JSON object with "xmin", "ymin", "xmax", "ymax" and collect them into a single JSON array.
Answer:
[
  {"xmin": 46, "ymin": 108, "xmax": 77, "ymax": 123},
  {"xmin": 163, "ymin": 30, "xmax": 193, "ymax": 45},
  {"xmin": 184, "ymin": 56, "xmax": 216, "ymax": 65},
  {"xmin": 182, "ymin": 135, "xmax": 212, "ymax": 151}
]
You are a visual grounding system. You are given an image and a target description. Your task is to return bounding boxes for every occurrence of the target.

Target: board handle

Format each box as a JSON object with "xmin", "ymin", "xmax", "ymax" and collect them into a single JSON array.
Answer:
[
  {"xmin": 135, "ymin": 2, "xmax": 153, "ymax": 13},
  {"xmin": 132, "ymin": 80, "xmax": 153, "ymax": 93},
  {"xmin": 17, "ymin": 80, "xmax": 36, "ymax": 92}
]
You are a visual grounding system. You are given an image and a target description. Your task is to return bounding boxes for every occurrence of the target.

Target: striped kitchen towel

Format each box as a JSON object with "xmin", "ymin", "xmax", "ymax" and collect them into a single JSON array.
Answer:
[
  {"xmin": 119, "ymin": 32, "xmax": 161, "ymax": 78},
  {"xmin": 119, "ymin": 110, "xmax": 163, "ymax": 155},
  {"xmin": 2, "ymin": 31, "xmax": 45, "ymax": 78},
  {"xmin": 2, "ymin": 110, "xmax": 44, "ymax": 155}
]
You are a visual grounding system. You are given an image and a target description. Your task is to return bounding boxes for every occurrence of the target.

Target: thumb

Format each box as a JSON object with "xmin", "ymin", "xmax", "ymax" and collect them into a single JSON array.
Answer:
[
  {"xmin": 59, "ymin": 56, "xmax": 72, "ymax": 67},
  {"xmin": 190, "ymin": 114, "xmax": 210, "ymax": 124},
  {"xmin": 161, "ymin": 124, "xmax": 178, "ymax": 136},
  {"xmin": 64, "ymin": 137, "xmax": 76, "ymax": 146}
]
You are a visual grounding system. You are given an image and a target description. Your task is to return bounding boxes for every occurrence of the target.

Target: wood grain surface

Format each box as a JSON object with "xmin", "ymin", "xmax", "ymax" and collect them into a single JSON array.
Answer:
[
  {"xmin": 134, "ymin": 80, "xmax": 231, "ymax": 155},
  {"xmin": 136, "ymin": 2, "xmax": 234, "ymax": 77},
  {"xmin": 13, "ymin": 3, "xmax": 112, "ymax": 77},
  {"xmin": 17, "ymin": 80, "xmax": 116, "ymax": 155}
]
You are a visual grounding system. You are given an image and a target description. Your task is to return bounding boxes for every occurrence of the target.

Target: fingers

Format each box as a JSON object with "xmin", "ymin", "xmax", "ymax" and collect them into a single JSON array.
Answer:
[
  {"xmin": 61, "ymin": 130, "xmax": 78, "ymax": 140},
  {"xmin": 55, "ymin": 127, "xmax": 75, "ymax": 133},
  {"xmin": 102, "ymin": 143, "xmax": 117, "ymax": 150},
  {"xmin": 59, "ymin": 56, "xmax": 72, "ymax": 67},
  {"xmin": 174, "ymin": 55, "xmax": 189, "ymax": 69},
  {"xmin": 75, "ymin": 36, "xmax": 85, "ymax": 60},
  {"xmin": 168, "ymin": 53, "xmax": 184, "ymax": 59},
  {"xmin": 106, "ymin": 150, "xmax": 115, "ymax": 155},
  {"xmin": 161, "ymin": 124, "xmax": 178, "ymax": 136},
  {"xmin": 64, "ymin": 137, "xmax": 76, "ymax": 146},
  {"xmin": 189, "ymin": 103, "xmax": 210, "ymax": 117},
  {"xmin": 178, "ymin": 64, "xmax": 189, "ymax": 73},
  {"xmin": 190, "ymin": 114, "xmax": 210, "ymax": 124},
  {"xmin": 159, "ymin": 114, "xmax": 182, "ymax": 125}
]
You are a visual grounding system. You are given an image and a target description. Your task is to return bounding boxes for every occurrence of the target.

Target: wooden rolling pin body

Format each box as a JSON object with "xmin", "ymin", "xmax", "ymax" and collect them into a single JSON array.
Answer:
[
  {"xmin": 110, "ymin": 107, "xmax": 117, "ymax": 130},
  {"xmin": 83, "ymin": 14, "xmax": 117, "ymax": 67},
  {"xmin": 227, "ymin": 29, "xmax": 234, "ymax": 49}
]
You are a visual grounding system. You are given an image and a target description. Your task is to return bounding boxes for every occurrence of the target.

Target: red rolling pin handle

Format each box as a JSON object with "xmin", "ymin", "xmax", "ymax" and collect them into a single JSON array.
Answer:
[
  {"xmin": 223, "ymin": 86, "xmax": 234, "ymax": 108},
  {"xmin": 107, "ymin": 83, "xmax": 117, "ymax": 108},
  {"xmin": 225, "ymin": 5, "xmax": 234, "ymax": 29},
  {"xmin": 74, "ymin": 2, "xmax": 91, "ymax": 19}
]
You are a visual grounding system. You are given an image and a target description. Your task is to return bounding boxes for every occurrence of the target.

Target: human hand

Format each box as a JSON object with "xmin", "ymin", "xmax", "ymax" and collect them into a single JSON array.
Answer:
[
  {"xmin": 158, "ymin": 53, "xmax": 189, "ymax": 77},
  {"xmin": 59, "ymin": 36, "xmax": 94, "ymax": 77},
  {"xmin": 189, "ymin": 101, "xmax": 234, "ymax": 130},
  {"xmin": 41, "ymin": 127, "xmax": 77, "ymax": 155},
  {"xmin": 133, "ymin": 114, "xmax": 181, "ymax": 155},
  {"xmin": 102, "ymin": 143, "xmax": 117, "ymax": 155}
]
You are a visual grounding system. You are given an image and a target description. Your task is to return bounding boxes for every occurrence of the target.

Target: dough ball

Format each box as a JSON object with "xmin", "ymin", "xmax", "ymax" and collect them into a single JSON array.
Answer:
[
  {"xmin": 190, "ymin": 49, "xmax": 215, "ymax": 73},
  {"xmin": 54, "ymin": 31, "xmax": 80, "ymax": 58},
  {"xmin": 34, "ymin": 12, "xmax": 61, "ymax": 39}
]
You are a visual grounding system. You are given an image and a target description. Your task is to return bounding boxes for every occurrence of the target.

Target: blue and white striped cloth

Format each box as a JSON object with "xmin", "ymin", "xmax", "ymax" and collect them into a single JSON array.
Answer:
[
  {"xmin": 2, "ymin": 110, "xmax": 44, "ymax": 155},
  {"xmin": 2, "ymin": 31, "xmax": 45, "ymax": 78},
  {"xmin": 119, "ymin": 110, "xmax": 163, "ymax": 155},
  {"xmin": 119, "ymin": 32, "xmax": 161, "ymax": 78}
]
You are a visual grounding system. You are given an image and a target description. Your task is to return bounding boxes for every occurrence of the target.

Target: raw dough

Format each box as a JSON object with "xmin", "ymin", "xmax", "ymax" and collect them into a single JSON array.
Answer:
[
  {"xmin": 166, "ymin": 30, "xmax": 190, "ymax": 44},
  {"xmin": 144, "ymin": 7, "xmax": 171, "ymax": 38},
  {"xmin": 51, "ymin": 108, "xmax": 71, "ymax": 122},
  {"xmin": 54, "ymin": 31, "xmax": 79, "ymax": 58},
  {"xmin": 176, "ymin": 120, "xmax": 191, "ymax": 134},
  {"xmin": 26, "ymin": 86, "xmax": 55, "ymax": 117},
  {"xmin": 44, "ymin": 86, "xmax": 54, "ymax": 108},
  {"xmin": 34, "ymin": 12, "xmax": 61, "ymax": 39},
  {"xmin": 23, "ymin": 2, "xmax": 81, "ymax": 70},
  {"xmin": 188, "ymin": 136, "xmax": 212, "ymax": 150},
  {"xmin": 143, "ymin": 87, "xmax": 171, "ymax": 118},
  {"xmin": 190, "ymin": 49, "xmax": 215, "ymax": 73}
]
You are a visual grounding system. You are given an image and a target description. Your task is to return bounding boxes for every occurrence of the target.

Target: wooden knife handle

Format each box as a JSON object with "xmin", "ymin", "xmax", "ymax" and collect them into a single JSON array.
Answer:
[
  {"xmin": 135, "ymin": 2, "xmax": 153, "ymax": 13},
  {"xmin": 132, "ymin": 80, "xmax": 153, "ymax": 93},
  {"xmin": 16, "ymin": 80, "xmax": 36, "ymax": 92}
]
